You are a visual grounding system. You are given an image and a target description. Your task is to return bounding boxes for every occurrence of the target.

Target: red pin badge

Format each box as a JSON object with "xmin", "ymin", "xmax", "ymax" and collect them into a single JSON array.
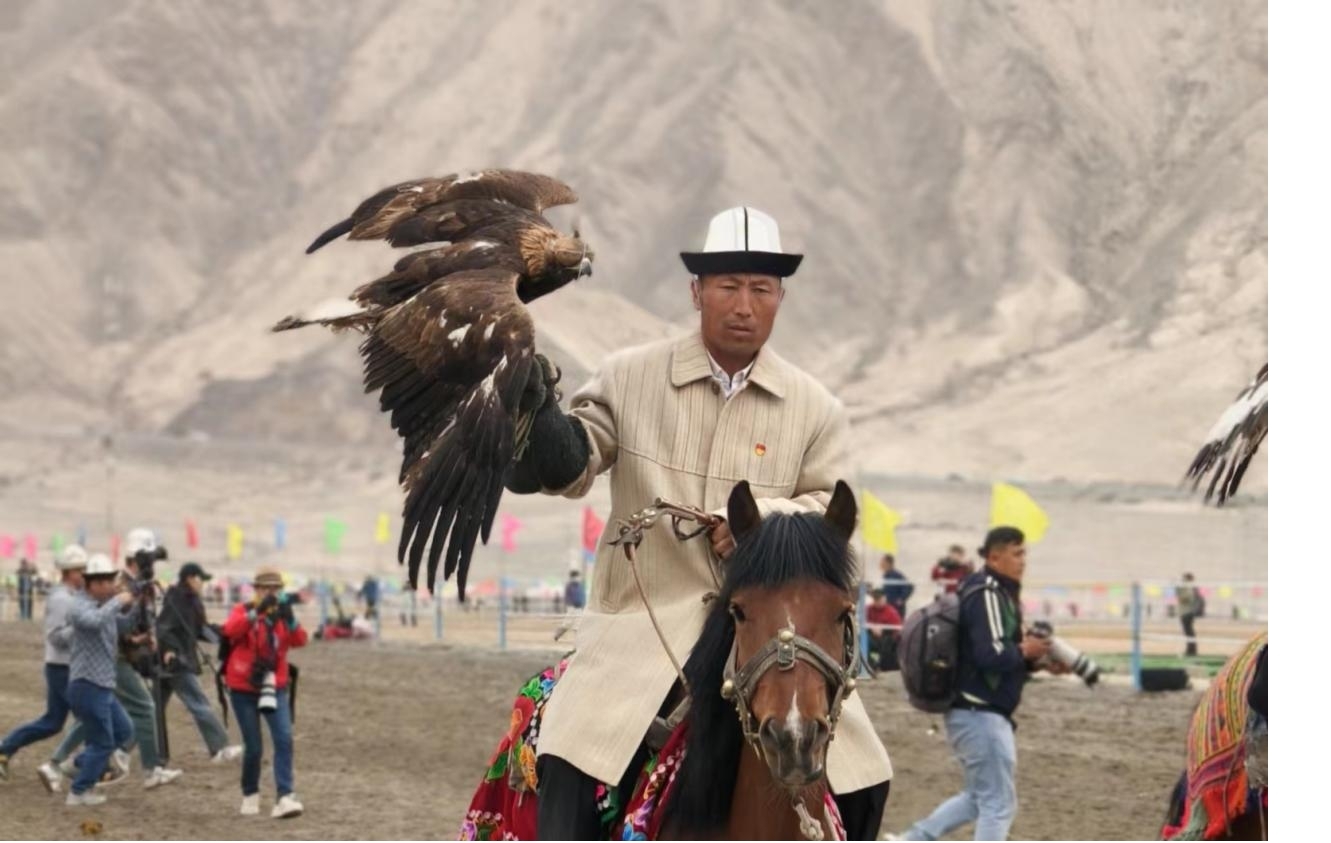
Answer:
[{"xmin": 754, "ymin": 443, "xmax": 767, "ymax": 456}]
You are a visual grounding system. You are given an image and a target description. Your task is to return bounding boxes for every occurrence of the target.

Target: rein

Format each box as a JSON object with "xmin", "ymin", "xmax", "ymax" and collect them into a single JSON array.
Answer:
[{"xmin": 607, "ymin": 498, "xmax": 723, "ymax": 697}]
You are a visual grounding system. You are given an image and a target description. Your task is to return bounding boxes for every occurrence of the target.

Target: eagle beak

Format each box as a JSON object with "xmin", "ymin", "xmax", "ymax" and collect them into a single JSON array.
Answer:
[{"xmin": 578, "ymin": 257, "xmax": 593, "ymax": 278}]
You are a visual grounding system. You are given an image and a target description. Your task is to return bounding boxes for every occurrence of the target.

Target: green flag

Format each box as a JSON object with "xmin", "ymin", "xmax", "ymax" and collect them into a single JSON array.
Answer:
[
  {"xmin": 324, "ymin": 518, "xmax": 347, "ymax": 554},
  {"xmin": 50, "ymin": 533, "xmax": 66, "ymax": 553}
]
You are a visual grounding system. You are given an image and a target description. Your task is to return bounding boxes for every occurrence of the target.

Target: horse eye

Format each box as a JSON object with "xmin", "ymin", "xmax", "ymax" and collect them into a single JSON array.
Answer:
[{"xmin": 729, "ymin": 603, "xmax": 747, "ymax": 622}]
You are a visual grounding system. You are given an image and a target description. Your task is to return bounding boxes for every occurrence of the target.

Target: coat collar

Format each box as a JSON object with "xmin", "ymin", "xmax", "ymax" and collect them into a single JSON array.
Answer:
[{"xmin": 670, "ymin": 332, "xmax": 787, "ymax": 399}]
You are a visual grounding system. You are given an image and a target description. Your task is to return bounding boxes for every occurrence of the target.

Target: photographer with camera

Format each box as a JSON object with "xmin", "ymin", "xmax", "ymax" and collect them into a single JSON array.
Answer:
[
  {"xmin": 48, "ymin": 530, "xmax": 183, "ymax": 790},
  {"xmin": 157, "ymin": 562, "xmax": 241, "ymax": 765},
  {"xmin": 890, "ymin": 527, "xmax": 1066, "ymax": 842},
  {"xmin": 62, "ymin": 553, "xmax": 137, "ymax": 806},
  {"xmin": 221, "ymin": 565, "xmax": 307, "ymax": 819}
]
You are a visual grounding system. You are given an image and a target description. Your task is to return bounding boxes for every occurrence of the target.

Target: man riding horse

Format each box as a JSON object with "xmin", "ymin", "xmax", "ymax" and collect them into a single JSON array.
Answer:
[{"xmin": 505, "ymin": 206, "xmax": 893, "ymax": 839}]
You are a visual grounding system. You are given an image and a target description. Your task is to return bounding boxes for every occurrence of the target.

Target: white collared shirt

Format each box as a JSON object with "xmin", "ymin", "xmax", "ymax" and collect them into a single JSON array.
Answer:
[{"xmin": 705, "ymin": 351, "xmax": 756, "ymax": 400}]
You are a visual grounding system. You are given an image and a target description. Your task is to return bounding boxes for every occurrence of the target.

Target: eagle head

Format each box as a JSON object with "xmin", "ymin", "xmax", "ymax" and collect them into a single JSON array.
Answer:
[{"xmin": 547, "ymin": 233, "xmax": 594, "ymax": 278}]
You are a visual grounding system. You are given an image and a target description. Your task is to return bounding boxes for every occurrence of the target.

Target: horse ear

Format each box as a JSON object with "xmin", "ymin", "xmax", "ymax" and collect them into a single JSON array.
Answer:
[
  {"xmin": 726, "ymin": 480, "xmax": 762, "ymax": 540},
  {"xmin": 823, "ymin": 480, "xmax": 857, "ymax": 542}
]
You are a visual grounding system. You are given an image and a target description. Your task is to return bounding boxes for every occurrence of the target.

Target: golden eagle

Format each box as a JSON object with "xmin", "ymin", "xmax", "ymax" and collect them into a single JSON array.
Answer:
[
  {"xmin": 1185, "ymin": 364, "xmax": 1267, "ymax": 505},
  {"xmin": 275, "ymin": 169, "xmax": 592, "ymax": 595}
]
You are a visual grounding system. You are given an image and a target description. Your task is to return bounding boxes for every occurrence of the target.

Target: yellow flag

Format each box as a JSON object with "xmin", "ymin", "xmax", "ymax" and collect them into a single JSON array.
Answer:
[
  {"xmin": 989, "ymin": 482, "xmax": 1049, "ymax": 543},
  {"xmin": 860, "ymin": 490, "xmax": 901, "ymax": 553},
  {"xmin": 226, "ymin": 524, "xmax": 244, "ymax": 560},
  {"xmin": 375, "ymin": 513, "xmax": 391, "ymax": 545}
]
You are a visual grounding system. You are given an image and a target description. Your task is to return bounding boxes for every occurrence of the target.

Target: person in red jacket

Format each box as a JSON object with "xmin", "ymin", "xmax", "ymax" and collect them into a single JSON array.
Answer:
[
  {"xmin": 930, "ymin": 544, "xmax": 974, "ymax": 596},
  {"xmin": 222, "ymin": 566, "xmax": 307, "ymax": 820}
]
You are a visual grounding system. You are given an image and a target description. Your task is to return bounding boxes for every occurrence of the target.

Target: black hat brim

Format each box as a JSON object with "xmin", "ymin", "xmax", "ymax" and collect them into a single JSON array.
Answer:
[{"xmin": 680, "ymin": 250, "xmax": 803, "ymax": 278}]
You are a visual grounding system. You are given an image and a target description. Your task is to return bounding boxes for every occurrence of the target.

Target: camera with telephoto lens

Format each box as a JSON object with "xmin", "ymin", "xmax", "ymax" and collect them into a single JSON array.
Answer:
[
  {"xmin": 258, "ymin": 671, "xmax": 279, "ymax": 711},
  {"xmin": 131, "ymin": 545, "xmax": 168, "ymax": 586},
  {"xmin": 1029, "ymin": 621, "xmax": 1101, "ymax": 686}
]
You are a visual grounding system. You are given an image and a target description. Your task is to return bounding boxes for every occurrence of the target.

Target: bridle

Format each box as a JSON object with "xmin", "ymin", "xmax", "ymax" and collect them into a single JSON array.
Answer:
[{"xmin": 720, "ymin": 612, "xmax": 860, "ymax": 748}]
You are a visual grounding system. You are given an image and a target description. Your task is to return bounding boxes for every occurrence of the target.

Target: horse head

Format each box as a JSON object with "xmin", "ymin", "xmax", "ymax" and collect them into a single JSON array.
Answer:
[{"xmin": 673, "ymin": 479, "xmax": 860, "ymax": 832}]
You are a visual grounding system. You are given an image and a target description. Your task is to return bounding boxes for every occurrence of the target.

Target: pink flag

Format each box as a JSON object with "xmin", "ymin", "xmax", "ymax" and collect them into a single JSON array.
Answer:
[
  {"xmin": 500, "ymin": 514, "xmax": 523, "ymax": 553},
  {"xmin": 0, "ymin": 534, "xmax": 13, "ymax": 558},
  {"xmin": 23, "ymin": 533, "xmax": 38, "ymax": 560}
]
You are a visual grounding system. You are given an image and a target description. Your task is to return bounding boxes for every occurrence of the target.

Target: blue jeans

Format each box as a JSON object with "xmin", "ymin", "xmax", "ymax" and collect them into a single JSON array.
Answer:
[
  {"xmin": 903, "ymin": 708, "xmax": 1018, "ymax": 841},
  {"xmin": 1, "ymin": 664, "xmax": 71, "ymax": 757},
  {"xmin": 161, "ymin": 671, "xmax": 230, "ymax": 758},
  {"xmin": 51, "ymin": 660, "xmax": 159, "ymax": 770},
  {"xmin": 67, "ymin": 680, "xmax": 133, "ymax": 795},
  {"xmin": 230, "ymin": 689, "xmax": 294, "ymax": 797}
]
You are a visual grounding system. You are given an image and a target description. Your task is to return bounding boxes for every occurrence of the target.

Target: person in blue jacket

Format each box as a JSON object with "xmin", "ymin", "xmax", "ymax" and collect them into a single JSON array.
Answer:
[{"xmin": 890, "ymin": 527, "xmax": 1066, "ymax": 842}]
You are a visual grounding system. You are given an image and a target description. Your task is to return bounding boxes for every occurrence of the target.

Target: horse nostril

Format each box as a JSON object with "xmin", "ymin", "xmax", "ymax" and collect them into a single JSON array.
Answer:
[
  {"xmin": 802, "ymin": 717, "xmax": 832, "ymax": 754},
  {"xmin": 759, "ymin": 718, "xmax": 783, "ymax": 749}
]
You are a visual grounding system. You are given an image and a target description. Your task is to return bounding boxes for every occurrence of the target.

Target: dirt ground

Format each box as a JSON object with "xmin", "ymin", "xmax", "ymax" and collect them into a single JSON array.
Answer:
[{"xmin": 0, "ymin": 622, "xmax": 1199, "ymax": 840}]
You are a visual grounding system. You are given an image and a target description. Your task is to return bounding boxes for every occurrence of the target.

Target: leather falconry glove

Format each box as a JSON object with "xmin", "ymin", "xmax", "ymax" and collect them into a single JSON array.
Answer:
[{"xmin": 504, "ymin": 353, "xmax": 591, "ymax": 494}]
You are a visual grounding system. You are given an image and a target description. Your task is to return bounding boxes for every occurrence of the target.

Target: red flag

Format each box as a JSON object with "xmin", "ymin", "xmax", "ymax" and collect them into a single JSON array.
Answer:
[
  {"xmin": 185, "ymin": 519, "xmax": 200, "ymax": 549},
  {"xmin": 0, "ymin": 534, "xmax": 14, "ymax": 558},
  {"xmin": 582, "ymin": 508, "xmax": 604, "ymax": 555},
  {"xmin": 500, "ymin": 514, "xmax": 522, "ymax": 553},
  {"xmin": 23, "ymin": 533, "xmax": 38, "ymax": 559},
  {"xmin": 110, "ymin": 534, "xmax": 121, "ymax": 562}
]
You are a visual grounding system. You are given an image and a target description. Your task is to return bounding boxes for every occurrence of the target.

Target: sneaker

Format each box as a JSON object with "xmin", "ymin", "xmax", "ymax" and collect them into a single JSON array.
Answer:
[
  {"xmin": 143, "ymin": 766, "xmax": 183, "ymax": 789},
  {"xmin": 271, "ymin": 794, "xmax": 304, "ymax": 819},
  {"xmin": 57, "ymin": 757, "xmax": 78, "ymax": 777},
  {"xmin": 240, "ymin": 794, "xmax": 260, "ymax": 816},
  {"xmin": 37, "ymin": 762, "xmax": 64, "ymax": 794},
  {"xmin": 66, "ymin": 790, "xmax": 108, "ymax": 807},
  {"xmin": 0, "ymin": 753, "xmax": 10, "ymax": 782},
  {"xmin": 212, "ymin": 745, "xmax": 243, "ymax": 764},
  {"xmin": 95, "ymin": 764, "xmax": 129, "ymax": 788},
  {"xmin": 111, "ymin": 749, "xmax": 131, "ymax": 776}
]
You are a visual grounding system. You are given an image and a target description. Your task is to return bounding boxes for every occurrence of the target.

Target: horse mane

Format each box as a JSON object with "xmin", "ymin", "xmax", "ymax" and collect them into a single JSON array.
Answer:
[{"xmin": 670, "ymin": 509, "xmax": 856, "ymax": 835}]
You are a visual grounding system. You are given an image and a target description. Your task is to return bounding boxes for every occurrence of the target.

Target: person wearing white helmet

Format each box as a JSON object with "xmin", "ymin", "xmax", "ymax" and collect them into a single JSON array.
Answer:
[
  {"xmin": 63, "ymin": 552, "xmax": 137, "ymax": 806},
  {"xmin": 48, "ymin": 529, "xmax": 182, "ymax": 791},
  {"xmin": 0, "ymin": 546, "xmax": 88, "ymax": 789}
]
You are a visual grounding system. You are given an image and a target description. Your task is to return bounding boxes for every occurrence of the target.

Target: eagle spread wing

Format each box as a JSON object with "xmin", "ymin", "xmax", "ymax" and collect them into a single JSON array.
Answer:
[
  {"xmin": 1185, "ymin": 364, "xmax": 1267, "ymax": 505},
  {"xmin": 275, "ymin": 169, "xmax": 592, "ymax": 596}
]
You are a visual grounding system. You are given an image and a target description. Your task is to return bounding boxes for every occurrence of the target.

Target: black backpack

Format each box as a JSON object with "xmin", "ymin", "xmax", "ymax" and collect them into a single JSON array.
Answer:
[{"xmin": 898, "ymin": 582, "xmax": 989, "ymax": 713}]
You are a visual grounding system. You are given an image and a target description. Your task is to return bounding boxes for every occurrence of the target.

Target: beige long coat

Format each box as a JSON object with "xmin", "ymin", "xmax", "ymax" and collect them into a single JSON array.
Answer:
[{"xmin": 537, "ymin": 331, "xmax": 893, "ymax": 794}]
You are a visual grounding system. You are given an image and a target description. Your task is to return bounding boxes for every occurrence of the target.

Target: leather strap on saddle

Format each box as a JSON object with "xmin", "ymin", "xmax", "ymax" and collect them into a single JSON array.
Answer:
[{"xmin": 645, "ymin": 697, "xmax": 691, "ymax": 751}]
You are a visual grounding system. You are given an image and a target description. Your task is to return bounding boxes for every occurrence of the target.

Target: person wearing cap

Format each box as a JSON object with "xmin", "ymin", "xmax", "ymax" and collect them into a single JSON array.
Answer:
[
  {"xmin": 63, "ymin": 553, "xmax": 138, "ymax": 806},
  {"xmin": 504, "ymin": 206, "xmax": 892, "ymax": 838},
  {"xmin": 889, "ymin": 527, "xmax": 1063, "ymax": 842},
  {"xmin": 221, "ymin": 565, "xmax": 307, "ymax": 819},
  {"xmin": 156, "ymin": 562, "xmax": 241, "ymax": 765},
  {"xmin": 0, "ymin": 546, "xmax": 88, "ymax": 789}
]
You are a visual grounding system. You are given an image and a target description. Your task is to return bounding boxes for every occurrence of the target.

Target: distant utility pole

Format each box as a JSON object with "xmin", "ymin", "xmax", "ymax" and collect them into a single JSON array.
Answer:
[{"xmin": 102, "ymin": 271, "xmax": 120, "ymax": 539}]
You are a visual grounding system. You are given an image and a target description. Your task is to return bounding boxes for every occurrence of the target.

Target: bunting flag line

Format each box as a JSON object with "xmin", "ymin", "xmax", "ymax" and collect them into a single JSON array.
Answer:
[
  {"xmin": 23, "ymin": 533, "xmax": 38, "ymax": 560},
  {"xmin": 0, "ymin": 534, "xmax": 14, "ymax": 558},
  {"xmin": 49, "ymin": 533, "xmax": 66, "ymax": 554},
  {"xmin": 375, "ymin": 512, "xmax": 391, "ymax": 545},
  {"xmin": 989, "ymin": 482, "xmax": 1050, "ymax": 544},
  {"xmin": 274, "ymin": 518, "xmax": 287, "ymax": 551},
  {"xmin": 860, "ymin": 490, "xmax": 901, "ymax": 553},
  {"xmin": 185, "ymin": 518, "xmax": 199, "ymax": 549}
]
